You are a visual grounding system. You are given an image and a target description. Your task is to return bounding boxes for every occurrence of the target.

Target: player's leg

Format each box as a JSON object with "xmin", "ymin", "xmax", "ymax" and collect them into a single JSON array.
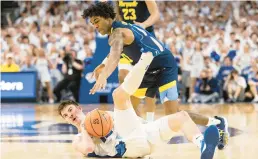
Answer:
[
  {"xmin": 143, "ymin": 87, "xmax": 157, "ymax": 121},
  {"xmin": 165, "ymin": 112, "xmax": 219, "ymax": 159},
  {"xmin": 159, "ymin": 67, "xmax": 229, "ymax": 149},
  {"xmin": 119, "ymin": 69, "xmax": 156, "ymax": 119},
  {"xmin": 145, "ymin": 111, "xmax": 219, "ymax": 159},
  {"xmin": 118, "ymin": 61, "xmax": 143, "ymax": 116},
  {"xmin": 112, "ymin": 53, "xmax": 154, "ymax": 157},
  {"xmin": 161, "ymin": 86, "xmax": 229, "ymax": 149},
  {"xmin": 144, "ymin": 96, "xmax": 156, "ymax": 121},
  {"xmin": 113, "ymin": 52, "xmax": 154, "ymax": 136}
]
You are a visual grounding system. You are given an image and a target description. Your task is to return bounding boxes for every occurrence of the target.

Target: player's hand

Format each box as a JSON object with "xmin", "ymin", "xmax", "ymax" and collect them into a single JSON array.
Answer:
[
  {"xmin": 91, "ymin": 64, "xmax": 105, "ymax": 80},
  {"xmin": 89, "ymin": 73, "xmax": 107, "ymax": 95},
  {"xmin": 133, "ymin": 21, "xmax": 146, "ymax": 29}
]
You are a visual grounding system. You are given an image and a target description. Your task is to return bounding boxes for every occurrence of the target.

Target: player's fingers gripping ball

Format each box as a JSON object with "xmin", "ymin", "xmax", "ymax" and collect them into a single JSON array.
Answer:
[{"xmin": 84, "ymin": 109, "xmax": 113, "ymax": 137}]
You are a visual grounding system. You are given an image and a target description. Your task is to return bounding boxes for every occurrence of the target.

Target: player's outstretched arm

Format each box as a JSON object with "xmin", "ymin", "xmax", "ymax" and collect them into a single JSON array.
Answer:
[
  {"xmin": 72, "ymin": 126, "xmax": 95, "ymax": 156},
  {"xmin": 134, "ymin": 1, "xmax": 160, "ymax": 29},
  {"xmin": 90, "ymin": 29, "xmax": 124, "ymax": 94},
  {"xmin": 103, "ymin": 29, "xmax": 124, "ymax": 78}
]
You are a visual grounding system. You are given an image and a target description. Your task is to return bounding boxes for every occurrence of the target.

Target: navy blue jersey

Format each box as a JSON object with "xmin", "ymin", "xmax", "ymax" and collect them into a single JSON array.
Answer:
[
  {"xmin": 111, "ymin": 21, "xmax": 176, "ymax": 70},
  {"xmin": 117, "ymin": 0, "xmax": 154, "ymax": 33}
]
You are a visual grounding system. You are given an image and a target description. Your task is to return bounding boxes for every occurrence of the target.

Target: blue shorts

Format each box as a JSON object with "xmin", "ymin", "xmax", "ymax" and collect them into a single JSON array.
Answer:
[{"xmin": 133, "ymin": 66, "xmax": 179, "ymax": 103}]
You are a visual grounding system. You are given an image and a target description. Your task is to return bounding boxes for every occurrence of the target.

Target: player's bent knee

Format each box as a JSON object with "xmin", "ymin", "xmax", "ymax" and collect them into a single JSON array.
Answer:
[
  {"xmin": 112, "ymin": 86, "xmax": 130, "ymax": 102},
  {"xmin": 178, "ymin": 110, "xmax": 191, "ymax": 121}
]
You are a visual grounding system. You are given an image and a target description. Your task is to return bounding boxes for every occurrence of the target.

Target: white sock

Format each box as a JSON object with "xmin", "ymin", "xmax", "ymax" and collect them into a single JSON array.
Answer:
[
  {"xmin": 192, "ymin": 134, "xmax": 204, "ymax": 149},
  {"xmin": 121, "ymin": 52, "xmax": 154, "ymax": 95},
  {"xmin": 146, "ymin": 112, "xmax": 155, "ymax": 122},
  {"xmin": 206, "ymin": 117, "xmax": 221, "ymax": 126}
]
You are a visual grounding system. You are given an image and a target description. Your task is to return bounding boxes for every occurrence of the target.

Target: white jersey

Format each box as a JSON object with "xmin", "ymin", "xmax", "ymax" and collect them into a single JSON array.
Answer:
[
  {"xmin": 83, "ymin": 109, "xmax": 175, "ymax": 158},
  {"xmin": 35, "ymin": 58, "xmax": 51, "ymax": 82},
  {"xmin": 86, "ymin": 130, "xmax": 125, "ymax": 157},
  {"xmin": 84, "ymin": 111, "xmax": 150, "ymax": 158}
]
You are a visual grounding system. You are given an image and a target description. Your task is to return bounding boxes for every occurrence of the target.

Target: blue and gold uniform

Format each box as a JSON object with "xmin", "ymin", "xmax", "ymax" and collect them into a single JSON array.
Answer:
[
  {"xmin": 111, "ymin": 21, "xmax": 178, "ymax": 103},
  {"xmin": 117, "ymin": 0, "xmax": 154, "ymax": 34},
  {"xmin": 117, "ymin": 0, "xmax": 155, "ymax": 69}
]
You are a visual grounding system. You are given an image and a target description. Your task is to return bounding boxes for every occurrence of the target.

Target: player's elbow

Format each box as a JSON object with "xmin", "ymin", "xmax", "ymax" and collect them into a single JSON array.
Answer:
[
  {"xmin": 112, "ymin": 86, "xmax": 130, "ymax": 102},
  {"xmin": 73, "ymin": 142, "xmax": 95, "ymax": 155}
]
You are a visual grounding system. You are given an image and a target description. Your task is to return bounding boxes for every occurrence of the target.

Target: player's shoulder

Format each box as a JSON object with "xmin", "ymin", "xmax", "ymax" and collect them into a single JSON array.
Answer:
[{"xmin": 112, "ymin": 21, "xmax": 130, "ymax": 30}]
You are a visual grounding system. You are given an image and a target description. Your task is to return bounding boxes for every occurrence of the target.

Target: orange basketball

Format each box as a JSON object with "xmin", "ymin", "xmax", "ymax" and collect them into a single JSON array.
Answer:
[{"xmin": 84, "ymin": 109, "xmax": 113, "ymax": 138}]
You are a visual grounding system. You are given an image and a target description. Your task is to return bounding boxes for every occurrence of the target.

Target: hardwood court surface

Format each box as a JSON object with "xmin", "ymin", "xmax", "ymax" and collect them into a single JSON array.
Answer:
[{"xmin": 1, "ymin": 103, "xmax": 258, "ymax": 159}]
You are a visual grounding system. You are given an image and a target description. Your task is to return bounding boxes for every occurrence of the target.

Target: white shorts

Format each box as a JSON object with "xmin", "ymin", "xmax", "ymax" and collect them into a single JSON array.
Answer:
[
  {"xmin": 114, "ymin": 107, "xmax": 146, "ymax": 138},
  {"xmin": 114, "ymin": 107, "xmax": 151, "ymax": 157},
  {"xmin": 190, "ymin": 67, "xmax": 202, "ymax": 78},
  {"xmin": 114, "ymin": 107, "xmax": 176, "ymax": 145},
  {"xmin": 144, "ymin": 116, "xmax": 177, "ymax": 145},
  {"xmin": 38, "ymin": 71, "xmax": 51, "ymax": 83}
]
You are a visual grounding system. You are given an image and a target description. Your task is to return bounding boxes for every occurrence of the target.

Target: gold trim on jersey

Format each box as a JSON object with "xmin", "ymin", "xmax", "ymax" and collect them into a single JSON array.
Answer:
[
  {"xmin": 132, "ymin": 88, "xmax": 147, "ymax": 98},
  {"xmin": 119, "ymin": 1, "xmax": 138, "ymax": 8},
  {"xmin": 119, "ymin": 53, "xmax": 133, "ymax": 64},
  {"xmin": 159, "ymin": 80, "xmax": 177, "ymax": 93}
]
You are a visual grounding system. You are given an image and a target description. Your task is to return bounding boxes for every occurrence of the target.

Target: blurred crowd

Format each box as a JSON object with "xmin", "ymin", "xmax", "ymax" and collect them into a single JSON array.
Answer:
[{"xmin": 1, "ymin": 1, "xmax": 258, "ymax": 104}]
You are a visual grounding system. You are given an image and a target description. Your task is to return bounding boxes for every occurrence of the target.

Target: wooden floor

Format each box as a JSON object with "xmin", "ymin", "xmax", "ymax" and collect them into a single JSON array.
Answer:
[{"xmin": 1, "ymin": 103, "xmax": 258, "ymax": 159}]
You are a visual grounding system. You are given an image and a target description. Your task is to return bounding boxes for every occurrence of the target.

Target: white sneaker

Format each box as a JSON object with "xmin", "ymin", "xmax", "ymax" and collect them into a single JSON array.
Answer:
[
  {"xmin": 49, "ymin": 98, "xmax": 54, "ymax": 104},
  {"xmin": 252, "ymin": 96, "xmax": 258, "ymax": 103}
]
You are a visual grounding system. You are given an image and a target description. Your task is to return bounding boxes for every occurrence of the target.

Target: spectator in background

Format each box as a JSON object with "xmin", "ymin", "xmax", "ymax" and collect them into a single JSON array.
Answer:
[
  {"xmin": 242, "ymin": 58, "xmax": 258, "ymax": 102},
  {"xmin": 248, "ymin": 71, "xmax": 258, "ymax": 103},
  {"xmin": 191, "ymin": 69, "xmax": 219, "ymax": 103},
  {"xmin": 54, "ymin": 50, "xmax": 83, "ymax": 102},
  {"xmin": 216, "ymin": 56, "xmax": 235, "ymax": 100},
  {"xmin": 203, "ymin": 56, "xmax": 218, "ymax": 77},
  {"xmin": 227, "ymin": 39, "xmax": 241, "ymax": 61},
  {"xmin": 181, "ymin": 35, "xmax": 194, "ymax": 102},
  {"xmin": 19, "ymin": 35, "xmax": 30, "ymax": 52},
  {"xmin": 224, "ymin": 70, "xmax": 247, "ymax": 103},
  {"xmin": 1, "ymin": 1, "xmax": 258, "ymax": 104},
  {"xmin": 20, "ymin": 55, "xmax": 37, "ymax": 72},
  {"xmin": 248, "ymin": 32, "xmax": 258, "ymax": 53},
  {"xmin": 35, "ymin": 48, "xmax": 54, "ymax": 103},
  {"xmin": 21, "ymin": 54, "xmax": 41, "ymax": 102},
  {"xmin": 234, "ymin": 43, "xmax": 254, "ymax": 72},
  {"xmin": 188, "ymin": 41, "xmax": 204, "ymax": 102},
  {"xmin": 241, "ymin": 58, "xmax": 258, "ymax": 82},
  {"xmin": 0, "ymin": 53, "xmax": 20, "ymax": 72}
]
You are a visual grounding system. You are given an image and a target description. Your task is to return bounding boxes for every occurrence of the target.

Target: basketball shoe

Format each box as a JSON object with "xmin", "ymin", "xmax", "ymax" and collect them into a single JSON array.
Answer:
[
  {"xmin": 215, "ymin": 116, "xmax": 229, "ymax": 150},
  {"xmin": 200, "ymin": 125, "xmax": 219, "ymax": 159}
]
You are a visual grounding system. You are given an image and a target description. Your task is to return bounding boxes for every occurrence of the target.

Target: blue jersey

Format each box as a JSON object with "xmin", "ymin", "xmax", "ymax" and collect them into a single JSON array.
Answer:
[
  {"xmin": 111, "ymin": 21, "xmax": 176, "ymax": 71},
  {"xmin": 216, "ymin": 66, "xmax": 235, "ymax": 81}
]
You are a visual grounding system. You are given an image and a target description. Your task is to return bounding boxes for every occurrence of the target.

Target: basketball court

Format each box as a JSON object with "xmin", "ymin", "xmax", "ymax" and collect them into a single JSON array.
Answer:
[{"xmin": 1, "ymin": 103, "xmax": 258, "ymax": 159}]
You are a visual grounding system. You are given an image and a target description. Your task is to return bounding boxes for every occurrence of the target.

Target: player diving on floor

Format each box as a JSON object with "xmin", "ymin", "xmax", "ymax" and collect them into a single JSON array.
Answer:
[{"xmin": 85, "ymin": 1, "xmax": 229, "ymax": 151}]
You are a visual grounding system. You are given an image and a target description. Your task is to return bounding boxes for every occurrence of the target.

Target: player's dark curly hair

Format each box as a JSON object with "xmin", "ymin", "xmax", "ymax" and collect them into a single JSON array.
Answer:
[{"xmin": 82, "ymin": 2, "xmax": 116, "ymax": 20}]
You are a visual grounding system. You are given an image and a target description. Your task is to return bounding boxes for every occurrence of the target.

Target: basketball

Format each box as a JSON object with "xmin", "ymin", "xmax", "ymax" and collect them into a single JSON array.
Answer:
[{"xmin": 84, "ymin": 109, "xmax": 113, "ymax": 138}]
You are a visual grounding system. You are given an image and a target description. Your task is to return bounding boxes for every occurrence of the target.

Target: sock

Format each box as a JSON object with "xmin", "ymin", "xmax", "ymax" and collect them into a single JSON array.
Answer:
[
  {"xmin": 146, "ymin": 112, "xmax": 155, "ymax": 122},
  {"xmin": 121, "ymin": 52, "xmax": 154, "ymax": 95},
  {"xmin": 192, "ymin": 134, "xmax": 204, "ymax": 149},
  {"xmin": 206, "ymin": 117, "xmax": 221, "ymax": 126}
]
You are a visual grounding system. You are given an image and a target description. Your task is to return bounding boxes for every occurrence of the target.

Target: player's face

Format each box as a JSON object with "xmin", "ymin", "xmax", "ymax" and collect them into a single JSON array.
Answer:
[
  {"xmin": 61, "ymin": 104, "xmax": 84, "ymax": 127},
  {"xmin": 90, "ymin": 16, "xmax": 111, "ymax": 35}
]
